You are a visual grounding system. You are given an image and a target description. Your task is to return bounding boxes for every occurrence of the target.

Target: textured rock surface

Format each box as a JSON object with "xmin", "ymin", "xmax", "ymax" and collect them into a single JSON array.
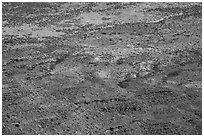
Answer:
[{"xmin": 2, "ymin": 2, "xmax": 202, "ymax": 135}]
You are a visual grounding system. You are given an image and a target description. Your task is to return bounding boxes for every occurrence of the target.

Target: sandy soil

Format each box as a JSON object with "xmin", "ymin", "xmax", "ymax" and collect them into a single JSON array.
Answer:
[{"xmin": 2, "ymin": 2, "xmax": 202, "ymax": 135}]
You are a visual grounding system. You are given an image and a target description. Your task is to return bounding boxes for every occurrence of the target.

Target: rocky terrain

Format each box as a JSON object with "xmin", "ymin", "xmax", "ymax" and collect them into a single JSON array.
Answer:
[{"xmin": 2, "ymin": 2, "xmax": 202, "ymax": 135}]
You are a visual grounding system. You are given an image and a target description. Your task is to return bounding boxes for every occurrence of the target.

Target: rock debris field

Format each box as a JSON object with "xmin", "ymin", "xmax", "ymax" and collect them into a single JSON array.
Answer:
[{"xmin": 2, "ymin": 2, "xmax": 202, "ymax": 135}]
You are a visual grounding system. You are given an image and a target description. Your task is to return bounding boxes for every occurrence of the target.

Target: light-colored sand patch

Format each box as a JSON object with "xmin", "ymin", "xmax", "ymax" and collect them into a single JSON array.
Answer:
[
  {"xmin": 2, "ymin": 23, "xmax": 66, "ymax": 38},
  {"xmin": 76, "ymin": 12, "xmax": 114, "ymax": 25},
  {"xmin": 95, "ymin": 69, "xmax": 112, "ymax": 79},
  {"xmin": 30, "ymin": 29, "xmax": 66, "ymax": 38},
  {"xmin": 3, "ymin": 24, "xmax": 33, "ymax": 37},
  {"xmin": 58, "ymin": 20, "xmax": 80, "ymax": 30},
  {"xmin": 74, "ymin": 2, "xmax": 201, "ymax": 25},
  {"xmin": 75, "ymin": 6, "xmax": 164, "ymax": 25},
  {"xmin": 7, "ymin": 43, "xmax": 46, "ymax": 50}
]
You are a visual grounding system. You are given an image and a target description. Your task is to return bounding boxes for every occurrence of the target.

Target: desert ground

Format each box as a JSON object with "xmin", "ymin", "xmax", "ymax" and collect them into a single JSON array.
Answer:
[{"xmin": 2, "ymin": 2, "xmax": 202, "ymax": 135}]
